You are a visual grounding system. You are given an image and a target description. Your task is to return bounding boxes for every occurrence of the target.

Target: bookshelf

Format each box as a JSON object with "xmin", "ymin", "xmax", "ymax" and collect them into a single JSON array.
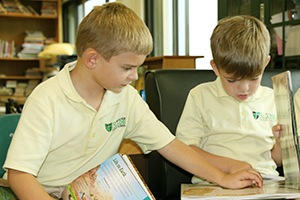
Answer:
[{"xmin": 0, "ymin": 0, "xmax": 62, "ymax": 105}]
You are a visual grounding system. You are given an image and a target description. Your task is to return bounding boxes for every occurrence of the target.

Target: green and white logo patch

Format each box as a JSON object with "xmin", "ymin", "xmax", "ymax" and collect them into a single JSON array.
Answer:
[
  {"xmin": 105, "ymin": 117, "xmax": 126, "ymax": 132},
  {"xmin": 252, "ymin": 111, "xmax": 275, "ymax": 122}
]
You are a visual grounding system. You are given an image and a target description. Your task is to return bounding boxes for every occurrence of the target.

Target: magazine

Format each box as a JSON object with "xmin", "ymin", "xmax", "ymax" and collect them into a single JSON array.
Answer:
[
  {"xmin": 181, "ymin": 181, "xmax": 300, "ymax": 199},
  {"xmin": 0, "ymin": 178, "xmax": 18, "ymax": 200},
  {"xmin": 61, "ymin": 153, "xmax": 155, "ymax": 200},
  {"xmin": 272, "ymin": 70, "xmax": 300, "ymax": 189}
]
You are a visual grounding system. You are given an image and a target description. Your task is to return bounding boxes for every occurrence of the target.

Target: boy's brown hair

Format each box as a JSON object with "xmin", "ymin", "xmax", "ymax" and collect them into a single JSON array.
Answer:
[
  {"xmin": 210, "ymin": 15, "xmax": 270, "ymax": 79},
  {"xmin": 75, "ymin": 2, "xmax": 153, "ymax": 60}
]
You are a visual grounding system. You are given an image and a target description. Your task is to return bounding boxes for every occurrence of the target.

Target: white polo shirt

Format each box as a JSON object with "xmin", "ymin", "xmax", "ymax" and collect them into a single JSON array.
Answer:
[
  {"xmin": 4, "ymin": 61, "xmax": 175, "ymax": 187},
  {"xmin": 176, "ymin": 77, "xmax": 278, "ymax": 177}
]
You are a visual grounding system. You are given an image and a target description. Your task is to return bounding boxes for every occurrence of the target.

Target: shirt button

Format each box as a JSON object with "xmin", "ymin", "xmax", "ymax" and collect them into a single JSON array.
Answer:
[
  {"xmin": 241, "ymin": 111, "xmax": 245, "ymax": 116},
  {"xmin": 92, "ymin": 133, "xmax": 96, "ymax": 137}
]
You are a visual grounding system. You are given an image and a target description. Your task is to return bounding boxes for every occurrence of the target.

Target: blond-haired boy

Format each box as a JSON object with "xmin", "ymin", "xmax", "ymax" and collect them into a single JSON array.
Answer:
[{"xmin": 4, "ymin": 5, "xmax": 262, "ymax": 200}]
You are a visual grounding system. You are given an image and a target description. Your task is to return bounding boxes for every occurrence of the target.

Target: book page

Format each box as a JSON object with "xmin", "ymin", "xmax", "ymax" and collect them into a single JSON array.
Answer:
[
  {"xmin": 122, "ymin": 154, "xmax": 155, "ymax": 200},
  {"xmin": 181, "ymin": 181, "xmax": 300, "ymax": 199},
  {"xmin": 62, "ymin": 153, "xmax": 151, "ymax": 200}
]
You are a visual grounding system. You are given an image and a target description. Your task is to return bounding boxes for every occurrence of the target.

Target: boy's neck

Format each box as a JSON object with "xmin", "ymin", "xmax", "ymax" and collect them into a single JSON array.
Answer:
[{"xmin": 70, "ymin": 62, "xmax": 106, "ymax": 111}]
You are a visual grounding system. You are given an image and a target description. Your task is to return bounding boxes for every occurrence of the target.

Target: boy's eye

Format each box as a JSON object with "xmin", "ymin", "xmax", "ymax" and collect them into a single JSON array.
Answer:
[
  {"xmin": 252, "ymin": 77, "xmax": 259, "ymax": 81},
  {"xmin": 124, "ymin": 67, "xmax": 131, "ymax": 70},
  {"xmin": 227, "ymin": 79, "xmax": 236, "ymax": 83}
]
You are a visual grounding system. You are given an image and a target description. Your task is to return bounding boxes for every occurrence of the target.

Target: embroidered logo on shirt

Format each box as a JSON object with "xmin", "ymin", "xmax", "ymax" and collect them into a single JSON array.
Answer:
[
  {"xmin": 252, "ymin": 111, "xmax": 275, "ymax": 122},
  {"xmin": 105, "ymin": 117, "xmax": 126, "ymax": 132}
]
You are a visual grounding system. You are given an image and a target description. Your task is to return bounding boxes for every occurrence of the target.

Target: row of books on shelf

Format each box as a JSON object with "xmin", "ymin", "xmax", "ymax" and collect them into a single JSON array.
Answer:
[
  {"xmin": 0, "ymin": 39, "xmax": 16, "ymax": 58},
  {"xmin": 1, "ymin": 31, "xmax": 57, "ymax": 58},
  {"xmin": 0, "ymin": 0, "xmax": 57, "ymax": 16},
  {"xmin": 0, "ymin": 68, "xmax": 41, "ymax": 97},
  {"xmin": 0, "ymin": 79, "xmax": 40, "ymax": 97}
]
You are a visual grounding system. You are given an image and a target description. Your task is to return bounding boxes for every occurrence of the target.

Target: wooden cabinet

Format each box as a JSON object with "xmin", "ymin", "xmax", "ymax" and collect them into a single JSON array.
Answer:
[
  {"xmin": 0, "ymin": 0, "xmax": 62, "ymax": 104},
  {"xmin": 218, "ymin": 0, "xmax": 300, "ymax": 70}
]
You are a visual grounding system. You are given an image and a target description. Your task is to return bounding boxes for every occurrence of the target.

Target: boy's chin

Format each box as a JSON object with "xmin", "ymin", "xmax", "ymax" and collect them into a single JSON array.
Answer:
[{"xmin": 110, "ymin": 87, "xmax": 125, "ymax": 94}]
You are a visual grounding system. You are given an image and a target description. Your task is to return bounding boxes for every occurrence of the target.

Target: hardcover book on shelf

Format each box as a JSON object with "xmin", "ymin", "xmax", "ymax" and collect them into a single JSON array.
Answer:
[
  {"xmin": 61, "ymin": 153, "xmax": 155, "ymax": 200},
  {"xmin": 26, "ymin": 5, "xmax": 39, "ymax": 16}
]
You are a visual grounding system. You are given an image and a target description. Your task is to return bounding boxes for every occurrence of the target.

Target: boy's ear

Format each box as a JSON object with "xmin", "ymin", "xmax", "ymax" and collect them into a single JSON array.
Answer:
[
  {"xmin": 210, "ymin": 60, "xmax": 220, "ymax": 76},
  {"xmin": 264, "ymin": 55, "xmax": 271, "ymax": 67},
  {"xmin": 85, "ymin": 50, "xmax": 98, "ymax": 69}
]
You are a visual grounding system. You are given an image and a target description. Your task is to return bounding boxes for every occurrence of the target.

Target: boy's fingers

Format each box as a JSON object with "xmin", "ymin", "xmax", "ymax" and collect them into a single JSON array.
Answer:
[
  {"xmin": 244, "ymin": 170, "xmax": 263, "ymax": 188},
  {"xmin": 239, "ymin": 179, "xmax": 260, "ymax": 188}
]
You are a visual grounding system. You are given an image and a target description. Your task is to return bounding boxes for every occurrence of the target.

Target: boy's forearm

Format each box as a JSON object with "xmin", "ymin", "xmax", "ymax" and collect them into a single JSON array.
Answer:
[
  {"xmin": 190, "ymin": 145, "xmax": 233, "ymax": 173},
  {"xmin": 157, "ymin": 138, "xmax": 263, "ymax": 189},
  {"xmin": 8, "ymin": 169, "xmax": 55, "ymax": 200},
  {"xmin": 190, "ymin": 145, "xmax": 253, "ymax": 174},
  {"xmin": 157, "ymin": 138, "xmax": 226, "ymax": 185}
]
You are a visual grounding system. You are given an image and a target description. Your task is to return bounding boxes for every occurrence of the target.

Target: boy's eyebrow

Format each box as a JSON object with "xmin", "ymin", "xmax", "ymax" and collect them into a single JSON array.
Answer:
[
  {"xmin": 224, "ymin": 75, "xmax": 235, "ymax": 80},
  {"xmin": 123, "ymin": 64, "xmax": 139, "ymax": 67}
]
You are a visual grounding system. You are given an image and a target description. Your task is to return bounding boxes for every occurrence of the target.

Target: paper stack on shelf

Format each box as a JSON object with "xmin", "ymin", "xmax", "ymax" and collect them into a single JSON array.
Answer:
[
  {"xmin": 0, "ymin": 2, "xmax": 7, "ymax": 14},
  {"xmin": 18, "ymin": 30, "xmax": 45, "ymax": 58},
  {"xmin": 41, "ymin": 1, "xmax": 57, "ymax": 16},
  {"xmin": 13, "ymin": 82, "xmax": 27, "ymax": 96},
  {"xmin": 2, "ymin": 0, "xmax": 23, "ymax": 15},
  {"xmin": 25, "ymin": 79, "xmax": 40, "ymax": 96},
  {"xmin": 25, "ymin": 68, "xmax": 41, "ymax": 77}
]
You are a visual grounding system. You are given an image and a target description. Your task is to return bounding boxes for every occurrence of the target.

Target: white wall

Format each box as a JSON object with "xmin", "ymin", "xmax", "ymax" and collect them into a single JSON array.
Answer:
[{"xmin": 189, "ymin": 0, "xmax": 218, "ymax": 69}]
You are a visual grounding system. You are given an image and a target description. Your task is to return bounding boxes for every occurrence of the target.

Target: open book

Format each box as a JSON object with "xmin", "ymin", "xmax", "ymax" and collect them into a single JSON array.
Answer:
[
  {"xmin": 0, "ymin": 153, "xmax": 154, "ymax": 200},
  {"xmin": 181, "ymin": 181, "xmax": 300, "ymax": 199},
  {"xmin": 61, "ymin": 153, "xmax": 155, "ymax": 200}
]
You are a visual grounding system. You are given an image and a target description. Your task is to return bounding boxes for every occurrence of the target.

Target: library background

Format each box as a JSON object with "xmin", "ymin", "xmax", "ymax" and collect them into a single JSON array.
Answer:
[
  {"xmin": 0, "ymin": 0, "xmax": 300, "ymax": 200},
  {"xmin": 0, "ymin": 0, "xmax": 300, "ymax": 113}
]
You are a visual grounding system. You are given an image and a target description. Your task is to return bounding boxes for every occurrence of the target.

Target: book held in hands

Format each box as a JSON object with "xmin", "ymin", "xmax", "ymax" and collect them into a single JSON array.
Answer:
[{"xmin": 61, "ymin": 153, "xmax": 155, "ymax": 200}]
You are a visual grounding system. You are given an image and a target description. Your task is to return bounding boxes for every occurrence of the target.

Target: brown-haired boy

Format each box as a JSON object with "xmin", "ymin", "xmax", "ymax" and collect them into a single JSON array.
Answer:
[{"xmin": 176, "ymin": 15, "xmax": 282, "ymax": 183}]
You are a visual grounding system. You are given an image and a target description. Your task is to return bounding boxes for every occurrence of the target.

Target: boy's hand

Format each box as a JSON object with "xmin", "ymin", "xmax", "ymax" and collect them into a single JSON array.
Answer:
[
  {"xmin": 227, "ymin": 160, "xmax": 253, "ymax": 174},
  {"xmin": 271, "ymin": 123, "xmax": 283, "ymax": 166},
  {"xmin": 221, "ymin": 169, "xmax": 263, "ymax": 189},
  {"xmin": 272, "ymin": 124, "xmax": 282, "ymax": 140}
]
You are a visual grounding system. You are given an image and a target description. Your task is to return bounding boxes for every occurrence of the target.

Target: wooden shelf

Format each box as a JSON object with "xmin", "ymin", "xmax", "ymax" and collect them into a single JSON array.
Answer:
[
  {"xmin": 0, "ymin": 57, "xmax": 40, "ymax": 61},
  {"xmin": 0, "ymin": 96, "xmax": 27, "ymax": 105},
  {"xmin": 0, "ymin": 76, "xmax": 42, "ymax": 80},
  {"xmin": 0, "ymin": 13, "xmax": 58, "ymax": 19}
]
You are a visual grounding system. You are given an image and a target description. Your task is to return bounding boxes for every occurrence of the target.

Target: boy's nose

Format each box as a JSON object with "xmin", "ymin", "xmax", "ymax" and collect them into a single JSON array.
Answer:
[
  {"xmin": 238, "ymin": 81, "xmax": 249, "ymax": 92},
  {"xmin": 129, "ymin": 68, "xmax": 139, "ymax": 81}
]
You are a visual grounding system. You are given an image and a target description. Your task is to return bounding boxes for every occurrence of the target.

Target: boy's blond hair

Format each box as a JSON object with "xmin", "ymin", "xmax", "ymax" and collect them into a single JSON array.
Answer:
[
  {"xmin": 75, "ymin": 2, "xmax": 153, "ymax": 60},
  {"xmin": 210, "ymin": 15, "xmax": 270, "ymax": 79}
]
